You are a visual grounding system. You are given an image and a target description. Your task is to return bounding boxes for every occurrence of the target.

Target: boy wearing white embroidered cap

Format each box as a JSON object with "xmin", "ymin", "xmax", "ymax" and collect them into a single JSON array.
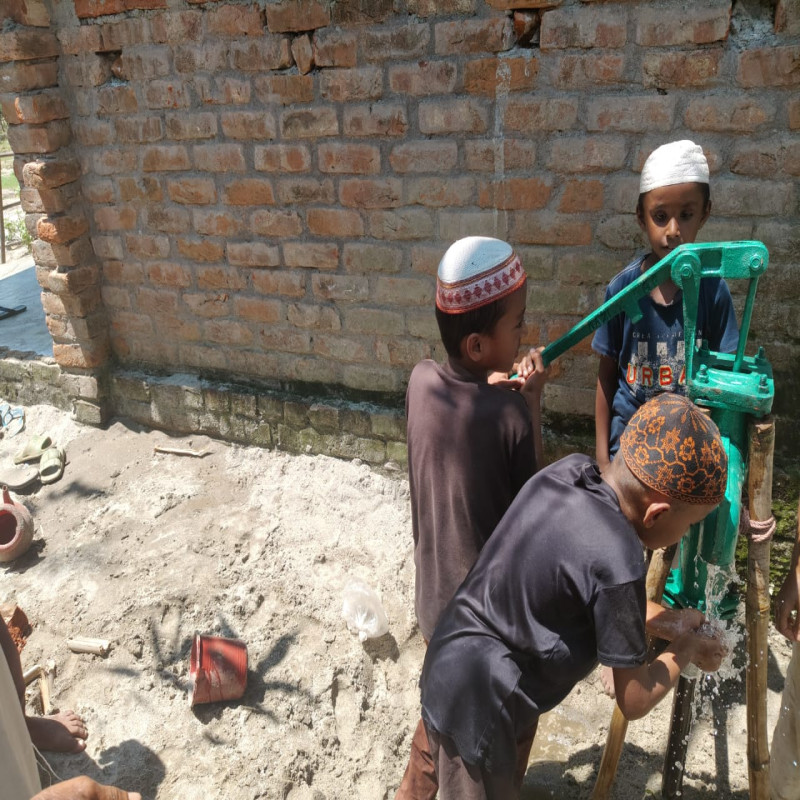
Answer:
[
  {"xmin": 395, "ymin": 236, "xmax": 548, "ymax": 799},
  {"xmin": 592, "ymin": 139, "xmax": 739, "ymax": 470}
]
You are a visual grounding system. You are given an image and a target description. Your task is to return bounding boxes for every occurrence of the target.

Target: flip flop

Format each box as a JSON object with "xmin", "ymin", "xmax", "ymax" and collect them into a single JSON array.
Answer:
[
  {"xmin": 0, "ymin": 464, "xmax": 39, "ymax": 492},
  {"xmin": 0, "ymin": 305, "xmax": 26, "ymax": 321},
  {"xmin": 13, "ymin": 434, "xmax": 53, "ymax": 465},
  {"xmin": 0, "ymin": 405, "xmax": 24, "ymax": 438},
  {"xmin": 39, "ymin": 447, "xmax": 65, "ymax": 485}
]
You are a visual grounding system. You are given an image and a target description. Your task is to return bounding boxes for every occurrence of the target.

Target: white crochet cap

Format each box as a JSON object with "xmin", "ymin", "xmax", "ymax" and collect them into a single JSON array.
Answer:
[
  {"xmin": 639, "ymin": 140, "xmax": 709, "ymax": 195},
  {"xmin": 436, "ymin": 236, "xmax": 526, "ymax": 314}
]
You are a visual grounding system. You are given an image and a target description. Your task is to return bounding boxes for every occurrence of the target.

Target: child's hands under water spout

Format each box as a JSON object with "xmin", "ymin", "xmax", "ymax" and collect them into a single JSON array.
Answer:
[{"xmin": 687, "ymin": 622, "xmax": 729, "ymax": 673}]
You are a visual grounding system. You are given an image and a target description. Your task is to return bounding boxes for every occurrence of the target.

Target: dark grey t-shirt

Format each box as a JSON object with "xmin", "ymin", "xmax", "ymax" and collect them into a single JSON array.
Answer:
[
  {"xmin": 406, "ymin": 359, "xmax": 535, "ymax": 641},
  {"xmin": 421, "ymin": 454, "xmax": 648, "ymax": 769}
]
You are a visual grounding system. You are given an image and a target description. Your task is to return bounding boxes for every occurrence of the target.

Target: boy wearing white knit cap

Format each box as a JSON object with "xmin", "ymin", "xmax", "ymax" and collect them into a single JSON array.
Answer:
[
  {"xmin": 395, "ymin": 236, "xmax": 548, "ymax": 800},
  {"xmin": 592, "ymin": 139, "xmax": 739, "ymax": 470}
]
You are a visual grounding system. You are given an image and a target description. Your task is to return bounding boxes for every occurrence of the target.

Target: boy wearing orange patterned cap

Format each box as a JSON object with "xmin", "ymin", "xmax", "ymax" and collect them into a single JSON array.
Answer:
[
  {"xmin": 395, "ymin": 237, "xmax": 548, "ymax": 799},
  {"xmin": 419, "ymin": 393, "xmax": 729, "ymax": 799}
]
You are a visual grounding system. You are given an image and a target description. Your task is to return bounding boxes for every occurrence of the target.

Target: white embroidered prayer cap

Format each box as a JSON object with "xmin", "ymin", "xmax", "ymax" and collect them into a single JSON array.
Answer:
[
  {"xmin": 436, "ymin": 236, "xmax": 526, "ymax": 315},
  {"xmin": 639, "ymin": 140, "xmax": 709, "ymax": 195}
]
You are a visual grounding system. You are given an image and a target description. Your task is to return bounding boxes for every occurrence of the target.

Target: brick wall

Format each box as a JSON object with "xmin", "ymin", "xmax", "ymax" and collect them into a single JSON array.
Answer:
[{"xmin": 1, "ymin": 0, "xmax": 799, "ymax": 454}]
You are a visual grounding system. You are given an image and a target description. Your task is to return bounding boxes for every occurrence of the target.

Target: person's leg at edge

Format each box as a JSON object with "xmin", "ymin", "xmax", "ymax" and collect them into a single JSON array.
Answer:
[
  {"xmin": 771, "ymin": 642, "xmax": 800, "ymax": 800},
  {"xmin": 513, "ymin": 719, "xmax": 538, "ymax": 790},
  {"xmin": 425, "ymin": 724, "xmax": 519, "ymax": 800},
  {"xmin": 394, "ymin": 717, "xmax": 438, "ymax": 800}
]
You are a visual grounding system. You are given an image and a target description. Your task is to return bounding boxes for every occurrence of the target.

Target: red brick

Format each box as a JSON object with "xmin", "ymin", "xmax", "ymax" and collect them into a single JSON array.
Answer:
[
  {"xmin": 258, "ymin": 328, "xmax": 312, "ymax": 356},
  {"xmin": 6, "ymin": 120, "xmax": 71, "ymax": 154},
  {"xmin": 635, "ymin": 2, "xmax": 731, "ymax": 46},
  {"xmin": 307, "ymin": 208, "xmax": 364, "ymax": 237},
  {"xmin": 368, "ymin": 209, "xmax": 435, "ymax": 240},
  {"xmin": 253, "ymin": 74, "xmax": 313, "ymax": 105},
  {"xmin": 54, "ymin": 340, "xmax": 110, "ymax": 370},
  {"xmin": 713, "ymin": 179, "xmax": 794, "ymax": 217},
  {"xmin": 266, "ymin": 0, "xmax": 331, "ymax": 32},
  {"xmin": 344, "ymin": 104, "xmax": 408, "ymax": 137},
  {"xmin": 145, "ymin": 80, "xmax": 190, "ymax": 109},
  {"xmin": 280, "ymin": 106, "xmax": 338, "ymax": 138},
  {"xmin": 19, "ymin": 159, "xmax": 79, "ymax": 192},
  {"xmin": 74, "ymin": 0, "xmax": 124, "ymax": 16},
  {"xmin": 146, "ymin": 205, "xmax": 190, "ymax": 234},
  {"xmin": 737, "ymin": 46, "xmax": 800, "ymax": 87},
  {"xmin": 790, "ymin": 98, "xmax": 800, "ymax": 129},
  {"xmin": 165, "ymin": 112, "xmax": 217, "ymax": 140},
  {"xmin": 0, "ymin": 60, "xmax": 58, "ymax": 92},
  {"xmin": 250, "ymin": 209, "xmax": 303, "ymax": 237},
  {"xmin": 373, "ymin": 276, "xmax": 431, "ymax": 306},
  {"xmin": 97, "ymin": 84, "xmax": 138, "ymax": 115},
  {"xmin": 784, "ymin": 140, "xmax": 800, "ymax": 176},
  {"xmin": 331, "ymin": 0, "xmax": 394, "ymax": 25},
  {"xmin": 221, "ymin": 111, "xmax": 277, "ymax": 140},
  {"xmin": 21, "ymin": 183, "xmax": 77, "ymax": 213},
  {"xmin": 339, "ymin": 178, "xmax": 403, "ymax": 208},
  {"xmin": 730, "ymin": 143, "xmax": 780, "ymax": 178},
  {"xmin": 361, "ymin": 23, "xmax": 430, "ymax": 63},
  {"xmin": 548, "ymin": 136, "xmax": 626, "ymax": 173},
  {"xmin": 504, "ymin": 98, "xmax": 578, "ymax": 133},
  {"xmin": 478, "ymin": 177, "xmax": 551, "ymax": 210},
  {"xmin": 551, "ymin": 53, "xmax": 625, "ymax": 89},
  {"xmin": 487, "ymin": 0, "xmax": 559, "ymax": 7},
  {"xmin": 230, "ymin": 37, "xmax": 292, "ymax": 71},
  {"xmin": 407, "ymin": 176, "xmax": 475, "ymax": 207},
  {"xmin": 118, "ymin": 46, "xmax": 171, "ymax": 81},
  {"xmin": 192, "ymin": 144, "xmax": 246, "ymax": 172},
  {"xmin": 115, "ymin": 116, "xmax": 163, "ymax": 143},
  {"xmin": 197, "ymin": 266, "xmax": 247, "ymax": 290},
  {"xmin": 126, "ymin": 233, "xmax": 170, "ymax": 259},
  {"xmin": 343, "ymin": 243, "xmax": 404, "ymax": 274},
  {"xmin": 419, "ymin": 99, "xmax": 488, "ymax": 134},
  {"xmin": 167, "ymin": 177, "xmax": 217, "ymax": 205},
  {"xmin": 276, "ymin": 177, "xmax": 335, "ymax": 204},
  {"xmin": 58, "ymin": 26, "xmax": 102, "ymax": 55},
  {"xmin": 254, "ymin": 144, "xmax": 311, "ymax": 172},
  {"xmin": 685, "ymin": 97, "xmax": 771, "ymax": 132},
  {"xmin": 183, "ymin": 292, "xmax": 231, "ymax": 318},
  {"xmin": 135, "ymin": 288, "xmax": 179, "ymax": 317},
  {"xmin": 150, "ymin": 11, "xmax": 203, "ymax": 43},
  {"xmin": 376, "ymin": 337, "xmax": 430, "ymax": 369},
  {"xmin": 464, "ymin": 55, "xmax": 538, "ymax": 95},
  {"xmin": 146, "ymin": 261, "xmax": 192, "ymax": 288},
  {"xmin": 208, "ymin": 5, "xmax": 264, "ymax": 37},
  {"xmin": 102, "ymin": 286, "xmax": 132, "ymax": 310},
  {"xmin": 118, "ymin": 176, "xmax": 163, "ymax": 203},
  {"xmin": 318, "ymin": 143, "xmax": 380, "ymax": 174},
  {"xmin": 72, "ymin": 119, "xmax": 114, "ymax": 147},
  {"xmin": 388, "ymin": 61, "xmax": 455, "ymax": 98},
  {"xmin": 177, "ymin": 238, "xmax": 225, "ymax": 262},
  {"xmin": 540, "ymin": 6, "xmax": 627, "ymax": 49},
  {"xmin": 776, "ymin": 0, "xmax": 800, "ymax": 34},
  {"xmin": 234, "ymin": 297, "xmax": 284, "ymax": 323},
  {"xmin": 62, "ymin": 53, "xmax": 112, "ymax": 88},
  {"xmin": 312, "ymin": 274, "xmax": 369, "ymax": 303},
  {"xmin": 510, "ymin": 212, "xmax": 592, "ymax": 246},
  {"xmin": 223, "ymin": 178, "xmax": 275, "ymax": 206},
  {"xmin": 313, "ymin": 334, "xmax": 370, "ymax": 363},
  {"xmin": 389, "ymin": 141, "xmax": 457, "ymax": 173},
  {"xmin": 92, "ymin": 148, "xmax": 137, "ymax": 175},
  {"xmin": 313, "ymin": 29, "xmax": 357, "ymax": 68},
  {"xmin": 320, "ymin": 67, "xmax": 383, "ymax": 102},
  {"xmin": 438, "ymin": 210, "xmax": 508, "ymax": 242},
  {"xmin": 99, "ymin": 18, "xmax": 150, "ymax": 51},
  {"xmin": 251, "ymin": 269, "xmax": 305, "ymax": 295},
  {"xmin": 464, "ymin": 139, "xmax": 537, "ymax": 172},
  {"xmin": 174, "ymin": 43, "xmax": 228, "ymax": 74},
  {"xmin": 410, "ymin": 0, "xmax": 477, "ymax": 13},
  {"xmin": 94, "ymin": 205, "xmax": 137, "ymax": 231},
  {"xmin": 0, "ymin": 29, "xmax": 59, "ymax": 61},
  {"xmin": 104, "ymin": 259, "xmax": 144, "ymax": 284},
  {"xmin": 587, "ymin": 96, "xmax": 676, "ymax": 132},
  {"xmin": 643, "ymin": 50, "xmax": 723, "ymax": 89},
  {"xmin": 2, "ymin": 91, "xmax": 68, "ymax": 125},
  {"xmin": 289, "ymin": 34, "xmax": 312, "ymax": 74},
  {"xmin": 343, "ymin": 307, "xmax": 405, "ymax": 336},
  {"xmin": 286, "ymin": 305, "xmax": 339, "ymax": 333},
  {"xmin": 4, "ymin": 0, "xmax": 50, "ymax": 26},
  {"xmin": 193, "ymin": 209, "xmax": 242, "ymax": 237},
  {"xmin": 434, "ymin": 16, "xmax": 514, "ymax": 55},
  {"xmin": 284, "ymin": 242, "xmax": 339, "ymax": 270},
  {"xmin": 228, "ymin": 243, "xmax": 281, "ymax": 269},
  {"xmin": 143, "ymin": 145, "xmax": 190, "ymax": 172},
  {"xmin": 558, "ymin": 179, "xmax": 604, "ymax": 212},
  {"xmin": 194, "ymin": 76, "xmax": 251, "ymax": 105},
  {"xmin": 204, "ymin": 320, "xmax": 254, "ymax": 347}
]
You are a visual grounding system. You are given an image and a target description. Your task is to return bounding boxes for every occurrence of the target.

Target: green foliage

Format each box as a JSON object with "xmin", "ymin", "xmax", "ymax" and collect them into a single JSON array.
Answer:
[{"xmin": 3, "ymin": 215, "xmax": 31, "ymax": 252}]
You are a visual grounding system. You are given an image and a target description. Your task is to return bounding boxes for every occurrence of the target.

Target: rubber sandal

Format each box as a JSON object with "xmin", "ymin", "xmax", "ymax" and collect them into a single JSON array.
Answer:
[
  {"xmin": 0, "ymin": 305, "xmax": 26, "ymax": 321},
  {"xmin": 0, "ymin": 464, "xmax": 39, "ymax": 492},
  {"xmin": 0, "ymin": 406, "xmax": 25, "ymax": 438},
  {"xmin": 39, "ymin": 447, "xmax": 65, "ymax": 485},
  {"xmin": 13, "ymin": 434, "xmax": 53, "ymax": 465}
]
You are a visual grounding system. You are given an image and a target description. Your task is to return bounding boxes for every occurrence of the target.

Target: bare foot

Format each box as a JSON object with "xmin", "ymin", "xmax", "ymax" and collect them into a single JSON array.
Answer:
[
  {"xmin": 599, "ymin": 665, "xmax": 616, "ymax": 699},
  {"xmin": 27, "ymin": 710, "xmax": 88, "ymax": 753}
]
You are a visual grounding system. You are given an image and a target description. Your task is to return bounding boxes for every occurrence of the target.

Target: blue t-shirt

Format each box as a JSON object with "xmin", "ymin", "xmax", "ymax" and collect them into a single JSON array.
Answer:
[{"xmin": 592, "ymin": 254, "xmax": 739, "ymax": 456}]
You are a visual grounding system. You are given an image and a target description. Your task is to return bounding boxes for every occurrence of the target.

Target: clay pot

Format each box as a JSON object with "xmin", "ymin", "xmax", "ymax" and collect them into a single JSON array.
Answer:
[
  {"xmin": 0, "ymin": 486, "xmax": 34, "ymax": 563},
  {"xmin": 189, "ymin": 633, "xmax": 248, "ymax": 706}
]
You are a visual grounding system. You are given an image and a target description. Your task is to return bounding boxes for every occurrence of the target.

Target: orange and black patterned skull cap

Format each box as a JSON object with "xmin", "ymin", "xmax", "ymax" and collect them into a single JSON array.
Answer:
[{"xmin": 619, "ymin": 393, "xmax": 727, "ymax": 505}]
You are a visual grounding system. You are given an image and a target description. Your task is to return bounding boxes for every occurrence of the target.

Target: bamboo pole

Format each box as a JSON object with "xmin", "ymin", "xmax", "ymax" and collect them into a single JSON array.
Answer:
[
  {"xmin": 662, "ymin": 675, "xmax": 697, "ymax": 797},
  {"xmin": 746, "ymin": 417, "xmax": 774, "ymax": 799},
  {"xmin": 591, "ymin": 544, "xmax": 677, "ymax": 799}
]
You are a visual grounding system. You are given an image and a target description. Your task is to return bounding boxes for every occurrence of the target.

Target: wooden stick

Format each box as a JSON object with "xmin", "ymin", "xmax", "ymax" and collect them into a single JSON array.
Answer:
[
  {"xmin": 591, "ymin": 544, "xmax": 677, "ymax": 799},
  {"xmin": 154, "ymin": 445, "xmax": 210, "ymax": 458},
  {"xmin": 746, "ymin": 417, "xmax": 774, "ymax": 799}
]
